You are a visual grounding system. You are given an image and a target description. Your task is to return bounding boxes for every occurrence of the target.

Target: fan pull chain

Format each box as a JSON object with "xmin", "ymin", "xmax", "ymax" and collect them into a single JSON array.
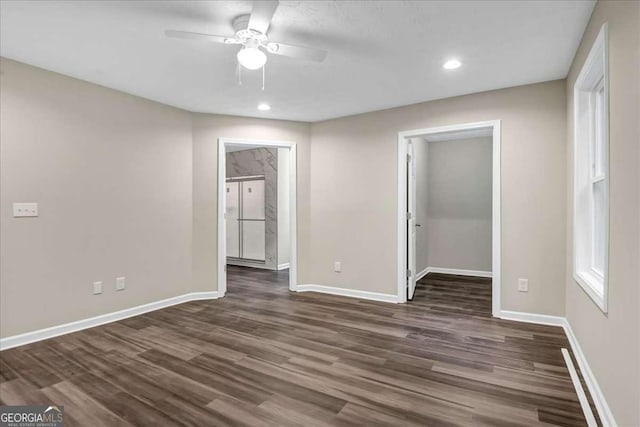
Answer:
[
  {"xmin": 262, "ymin": 63, "xmax": 266, "ymax": 91},
  {"xmin": 237, "ymin": 62, "xmax": 242, "ymax": 86}
]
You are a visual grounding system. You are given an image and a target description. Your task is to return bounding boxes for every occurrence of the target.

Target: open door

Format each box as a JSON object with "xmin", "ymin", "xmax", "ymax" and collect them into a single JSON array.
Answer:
[{"xmin": 407, "ymin": 140, "xmax": 417, "ymax": 300}]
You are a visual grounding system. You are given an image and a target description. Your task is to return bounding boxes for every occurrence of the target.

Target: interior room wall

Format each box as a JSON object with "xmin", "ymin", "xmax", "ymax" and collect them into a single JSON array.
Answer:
[
  {"xmin": 309, "ymin": 79, "xmax": 567, "ymax": 315},
  {"xmin": 426, "ymin": 137, "xmax": 492, "ymax": 272},
  {"xmin": 564, "ymin": 1, "xmax": 640, "ymax": 424},
  {"xmin": 0, "ymin": 57, "xmax": 311, "ymax": 338},
  {"xmin": 191, "ymin": 114, "xmax": 311, "ymax": 293},
  {"xmin": 0, "ymin": 58, "xmax": 193, "ymax": 337},
  {"xmin": 226, "ymin": 147, "xmax": 278, "ymax": 269},
  {"xmin": 277, "ymin": 147, "xmax": 290, "ymax": 267},
  {"xmin": 0, "ymin": 56, "xmax": 570, "ymax": 341}
]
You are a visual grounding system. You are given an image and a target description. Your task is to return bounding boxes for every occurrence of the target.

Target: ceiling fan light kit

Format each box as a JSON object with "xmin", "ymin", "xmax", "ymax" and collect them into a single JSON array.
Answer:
[
  {"xmin": 165, "ymin": 0, "xmax": 328, "ymax": 91},
  {"xmin": 237, "ymin": 40, "xmax": 267, "ymax": 70}
]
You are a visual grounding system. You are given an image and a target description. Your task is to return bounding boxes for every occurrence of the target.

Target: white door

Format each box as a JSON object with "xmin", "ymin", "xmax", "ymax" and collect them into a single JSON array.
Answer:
[
  {"xmin": 241, "ymin": 180, "xmax": 265, "ymax": 219},
  {"xmin": 242, "ymin": 221, "xmax": 266, "ymax": 261},
  {"xmin": 407, "ymin": 141, "xmax": 417, "ymax": 300},
  {"xmin": 240, "ymin": 180, "xmax": 266, "ymax": 261},
  {"xmin": 226, "ymin": 182, "xmax": 240, "ymax": 258}
]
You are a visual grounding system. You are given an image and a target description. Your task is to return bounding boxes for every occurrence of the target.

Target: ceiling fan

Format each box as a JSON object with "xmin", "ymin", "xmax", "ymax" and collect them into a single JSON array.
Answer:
[{"xmin": 165, "ymin": 0, "xmax": 328, "ymax": 72}]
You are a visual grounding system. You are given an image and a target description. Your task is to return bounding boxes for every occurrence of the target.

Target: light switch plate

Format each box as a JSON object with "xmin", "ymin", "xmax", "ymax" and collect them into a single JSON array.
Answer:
[
  {"xmin": 93, "ymin": 281, "xmax": 103, "ymax": 295},
  {"xmin": 116, "ymin": 277, "xmax": 126, "ymax": 291},
  {"xmin": 334, "ymin": 261, "xmax": 341, "ymax": 273},
  {"xmin": 13, "ymin": 203, "xmax": 38, "ymax": 217},
  {"xmin": 518, "ymin": 278, "xmax": 529, "ymax": 292}
]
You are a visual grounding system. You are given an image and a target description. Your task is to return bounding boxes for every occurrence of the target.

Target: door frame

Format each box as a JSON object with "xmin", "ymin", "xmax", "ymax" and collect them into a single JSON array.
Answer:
[
  {"xmin": 217, "ymin": 138, "xmax": 298, "ymax": 296},
  {"xmin": 396, "ymin": 120, "xmax": 501, "ymax": 317}
]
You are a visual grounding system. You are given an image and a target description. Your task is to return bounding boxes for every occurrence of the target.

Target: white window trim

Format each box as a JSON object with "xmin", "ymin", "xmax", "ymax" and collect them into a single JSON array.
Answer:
[{"xmin": 573, "ymin": 23, "xmax": 609, "ymax": 313}]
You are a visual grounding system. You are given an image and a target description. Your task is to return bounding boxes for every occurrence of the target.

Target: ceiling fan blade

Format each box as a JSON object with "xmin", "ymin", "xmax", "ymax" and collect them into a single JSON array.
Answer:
[
  {"xmin": 267, "ymin": 42, "xmax": 328, "ymax": 62},
  {"xmin": 165, "ymin": 30, "xmax": 238, "ymax": 44},
  {"xmin": 248, "ymin": 0, "xmax": 279, "ymax": 34}
]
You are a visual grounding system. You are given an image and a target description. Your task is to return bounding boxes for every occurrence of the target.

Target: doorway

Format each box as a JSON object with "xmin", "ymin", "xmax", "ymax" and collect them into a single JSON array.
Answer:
[
  {"xmin": 397, "ymin": 121, "xmax": 501, "ymax": 316},
  {"xmin": 217, "ymin": 138, "xmax": 297, "ymax": 296}
]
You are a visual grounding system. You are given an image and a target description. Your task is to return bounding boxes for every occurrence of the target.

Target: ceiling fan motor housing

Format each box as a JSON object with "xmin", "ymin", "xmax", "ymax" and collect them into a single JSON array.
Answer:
[
  {"xmin": 232, "ymin": 14, "xmax": 267, "ymax": 43},
  {"xmin": 232, "ymin": 14, "xmax": 251, "ymax": 33}
]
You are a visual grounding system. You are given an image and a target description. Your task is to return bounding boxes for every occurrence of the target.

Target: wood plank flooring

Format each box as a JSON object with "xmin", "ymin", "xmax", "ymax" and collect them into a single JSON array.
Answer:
[{"xmin": 0, "ymin": 267, "xmax": 594, "ymax": 426}]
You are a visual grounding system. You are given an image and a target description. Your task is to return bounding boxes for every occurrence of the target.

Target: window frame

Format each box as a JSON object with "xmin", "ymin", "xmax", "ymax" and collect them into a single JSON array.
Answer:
[{"xmin": 573, "ymin": 23, "xmax": 609, "ymax": 313}]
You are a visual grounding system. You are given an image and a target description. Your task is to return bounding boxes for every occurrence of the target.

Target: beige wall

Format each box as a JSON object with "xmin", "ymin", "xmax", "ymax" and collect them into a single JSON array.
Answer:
[
  {"xmin": 565, "ymin": 1, "xmax": 640, "ymax": 424},
  {"xmin": 310, "ymin": 80, "xmax": 567, "ymax": 314},
  {"xmin": 0, "ymin": 58, "xmax": 312, "ymax": 338},
  {"xmin": 425, "ymin": 137, "xmax": 492, "ymax": 272},
  {"xmin": 0, "ymin": 58, "xmax": 193, "ymax": 337},
  {"xmin": 0, "ymin": 58, "xmax": 574, "ymax": 336},
  {"xmin": 191, "ymin": 114, "xmax": 311, "ymax": 292}
]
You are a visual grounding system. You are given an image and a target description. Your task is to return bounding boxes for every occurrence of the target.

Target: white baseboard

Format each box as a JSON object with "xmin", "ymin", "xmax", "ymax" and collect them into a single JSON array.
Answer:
[
  {"xmin": 0, "ymin": 291, "xmax": 219, "ymax": 351},
  {"xmin": 499, "ymin": 310, "xmax": 566, "ymax": 326},
  {"xmin": 416, "ymin": 267, "xmax": 430, "ymax": 281},
  {"xmin": 277, "ymin": 263, "xmax": 290, "ymax": 270},
  {"xmin": 561, "ymin": 348, "xmax": 598, "ymax": 427},
  {"xmin": 188, "ymin": 291, "xmax": 220, "ymax": 301},
  {"xmin": 562, "ymin": 320, "xmax": 617, "ymax": 427},
  {"xmin": 296, "ymin": 285, "xmax": 397, "ymax": 303},
  {"xmin": 423, "ymin": 267, "xmax": 493, "ymax": 278},
  {"xmin": 499, "ymin": 310, "xmax": 615, "ymax": 426}
]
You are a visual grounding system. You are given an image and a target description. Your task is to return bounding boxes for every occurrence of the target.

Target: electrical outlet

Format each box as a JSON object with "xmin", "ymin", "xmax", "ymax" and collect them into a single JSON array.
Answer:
[
  {"xmin": 116, "ymin": 277, "xmax": 126, "ymax": 291},
  {"xmin": 93, "ymin": 281, "xmax": 103, "ymax": 295},
  {"xmin": 518, "ymin": 278, "xmax": 529, "ymax": 292},
  {"xmin": 334, "ymin": 261, "xmax": 341, "ymax": 273}
]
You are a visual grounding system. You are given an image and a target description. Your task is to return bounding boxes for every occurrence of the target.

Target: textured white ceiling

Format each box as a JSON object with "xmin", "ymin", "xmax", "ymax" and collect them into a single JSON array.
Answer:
[{"xmin": 0, "ymin": 1, "xmax": 595, "ymax": 122}]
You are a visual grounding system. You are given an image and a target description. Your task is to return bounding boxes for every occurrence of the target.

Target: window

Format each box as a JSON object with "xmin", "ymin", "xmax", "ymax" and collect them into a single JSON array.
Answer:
[{"xmin": 573, "ymin": 23, "xmax": 609, "ymax": 312}]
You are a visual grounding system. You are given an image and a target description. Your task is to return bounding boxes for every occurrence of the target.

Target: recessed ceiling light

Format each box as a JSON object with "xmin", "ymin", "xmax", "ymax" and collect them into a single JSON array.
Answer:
[
  {"xmin": 443, "ymin": 59, "xmax": 462, "ymax": 70},
  {"xmin": 257, "ymin": 103, "xmax": 271, "ymax": 111}
]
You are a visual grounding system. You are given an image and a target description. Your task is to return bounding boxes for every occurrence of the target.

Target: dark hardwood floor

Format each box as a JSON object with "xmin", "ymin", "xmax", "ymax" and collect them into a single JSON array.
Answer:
[{"xmin": 0, "ymin": 266, "xmax": 594, "ymax": 426}]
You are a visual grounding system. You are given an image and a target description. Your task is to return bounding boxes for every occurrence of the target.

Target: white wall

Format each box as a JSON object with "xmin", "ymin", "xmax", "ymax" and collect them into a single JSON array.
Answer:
[
  {"xmin": 0, "ymin": 58, "xmax": 193, "ymax": 337},
  {"xmin": 425, "ymin": 137, "xmax": 492, "ymax": 272},
  {"xmin": 565, "ymin": 1, "xmax": 640, "ymax": 424},
  {"xmin": 277, "ymin": 147, "xmax": 290, "ymax": 266}
]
